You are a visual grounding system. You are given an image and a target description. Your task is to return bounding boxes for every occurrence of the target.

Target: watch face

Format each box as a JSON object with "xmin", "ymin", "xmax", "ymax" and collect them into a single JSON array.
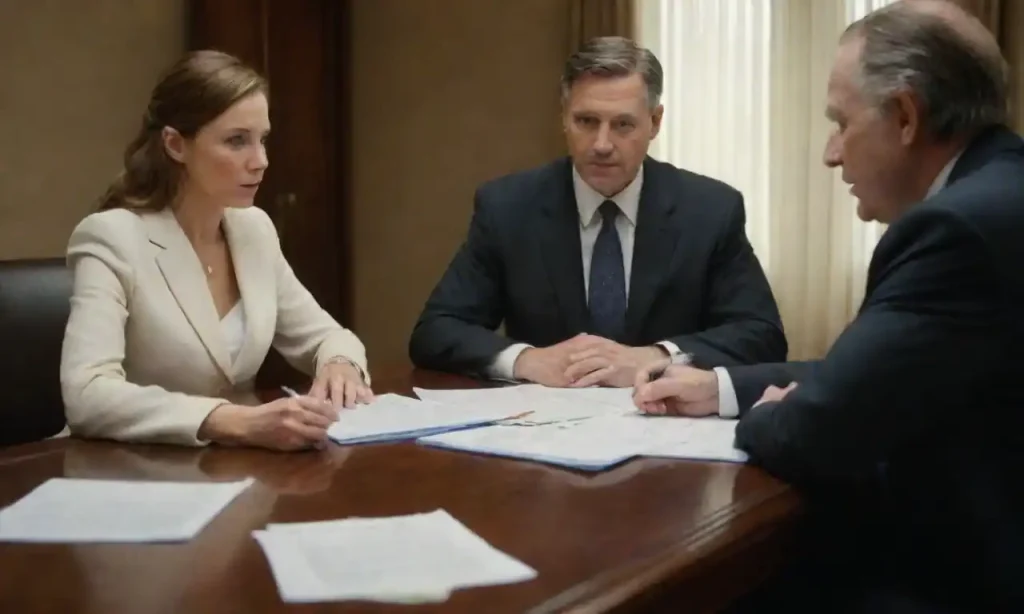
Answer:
[{"xmin": 672, "ymin": 353, "xmax": 694, "ymax": 366}]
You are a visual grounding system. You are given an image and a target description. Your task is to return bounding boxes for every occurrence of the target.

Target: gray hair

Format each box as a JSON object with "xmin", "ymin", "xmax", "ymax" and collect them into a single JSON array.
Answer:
[
  {"xmin": 843, "ymin": 3, "xmax": 1009, "ymax": 141},
  {"xmin": 561, "ymin": 36, "xmax": 663, "ymax": 109}
]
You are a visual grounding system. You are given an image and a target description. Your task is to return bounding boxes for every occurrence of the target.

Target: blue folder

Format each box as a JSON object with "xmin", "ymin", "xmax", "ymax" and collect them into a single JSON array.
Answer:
[
  {"xmin": 415, "ymin": 437, "xmax": 637, "ymax": 472},
  {"xmin": 328, "ymin": 420, "xmax": 501, "ymax": 446}
]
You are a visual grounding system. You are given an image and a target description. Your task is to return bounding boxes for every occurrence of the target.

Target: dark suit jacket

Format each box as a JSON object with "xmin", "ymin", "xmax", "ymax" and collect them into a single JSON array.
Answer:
[
  {"xmin": 408, "ymin": 157, "xmax": 787, "ymax": 376},
  {"xmin": 731, "ymin": 126, "xmax": 1024, "ymax": 611}
]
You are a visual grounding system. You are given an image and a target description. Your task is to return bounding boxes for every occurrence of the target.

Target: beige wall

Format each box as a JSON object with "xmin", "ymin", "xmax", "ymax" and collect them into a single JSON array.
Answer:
[
  {"xmin": 0, "ymin": 0, "xmax": 186, "ymax": 259},
  {"xmin": 351, "ymin": 0, "xmax": 571, "ymax": 365}
]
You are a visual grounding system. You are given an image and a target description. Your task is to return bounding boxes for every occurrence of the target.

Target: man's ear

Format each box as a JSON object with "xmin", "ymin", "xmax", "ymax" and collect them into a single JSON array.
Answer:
[
  {"xmin": 651, "ymin": 104, "xmax": 665, "ymax": 140},
  {"xmin": 161, "ymin": 126, "xmax": 186, "ymax": 163},
  {"xmin": 892, "ymin": 89, "xmax": 922, "ymax": 147}
]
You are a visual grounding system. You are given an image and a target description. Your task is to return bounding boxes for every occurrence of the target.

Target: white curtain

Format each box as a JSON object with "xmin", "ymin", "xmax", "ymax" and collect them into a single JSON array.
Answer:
[{"xmin": 637, "ymin": 0, "xmax": 896, "ymax": 360}]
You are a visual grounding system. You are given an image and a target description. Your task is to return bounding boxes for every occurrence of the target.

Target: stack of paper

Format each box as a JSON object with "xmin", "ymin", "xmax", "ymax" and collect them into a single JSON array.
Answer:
[
  {"xmin": 0, "ymin": 477, "xmax": 253, "ymax": 543},
  {"xmin": 414, "ymin": 385, "xmax": 637, "ymax": 426},
  {"xmin": 253, "ymin": 509, "xmax": 536, "ymax": 604},
  {"xmin": 327, "ymin": 393, "xmax": 518, "ymax": 444},
  {"xmin": 419, "ymin": 415, "xmax": 747, "ymax": 470}
]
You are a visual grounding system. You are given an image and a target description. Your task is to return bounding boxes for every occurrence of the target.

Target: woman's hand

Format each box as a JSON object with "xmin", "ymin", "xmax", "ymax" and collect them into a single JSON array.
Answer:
[
  {"xmin": 199, "ymin": 396, "xmax": 339, "ymax": 451},
  {"xmin": 309, "ymin": 359, "xmax": 373, "ymax": 409}
]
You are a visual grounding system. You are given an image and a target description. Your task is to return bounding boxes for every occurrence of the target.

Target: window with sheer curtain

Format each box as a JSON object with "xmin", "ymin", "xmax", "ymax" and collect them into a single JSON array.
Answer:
[{"xmin": 636, "ymin": 0, "xmax": 896, "ymax": 360}]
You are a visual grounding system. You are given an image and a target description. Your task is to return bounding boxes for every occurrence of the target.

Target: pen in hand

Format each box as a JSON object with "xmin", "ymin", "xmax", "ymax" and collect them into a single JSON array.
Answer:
[
  {"xmin": 281, "ymin": 385, "xmax": 336, "ymax": 413},
  {"xmin": 280, "ymin": 386, "xmax": 335, "ymax": 450},
  {"xmin": 281, "ymin": 386, "xmax": 333, "ymax": 405}
]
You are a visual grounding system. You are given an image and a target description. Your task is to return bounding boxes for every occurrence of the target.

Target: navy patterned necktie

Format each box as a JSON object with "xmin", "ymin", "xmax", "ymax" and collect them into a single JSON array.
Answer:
[{"xmin": 588, "ymin": 200, "xmax": 626, "ymax": 341}]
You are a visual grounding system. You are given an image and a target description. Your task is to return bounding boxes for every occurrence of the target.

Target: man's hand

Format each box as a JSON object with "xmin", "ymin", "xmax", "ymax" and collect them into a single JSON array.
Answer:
[
  {"xmin": 752, "ymin": 382, "xmax": 797, "ymax": 408},
  {"xmin": 563, "ymin": 335, "xmax": 666, "ymax": 388},
  {"xmin": 513, "ymin": 335, "xmax": 585, "ymax": 387},
  {"xmin": 631, "ymin": 361, "xmax": 720, "ymax": 417},
  {"xmin": 513, "ymin": 334, "xmax": 665, "ymax": 388}
]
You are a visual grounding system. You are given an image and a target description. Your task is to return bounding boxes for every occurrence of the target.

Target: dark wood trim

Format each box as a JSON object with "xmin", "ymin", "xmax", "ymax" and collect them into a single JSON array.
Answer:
[
  {"xmin": 330, "ymin": 0, "xmax": 355, "ymax": 327},
  {"xmin": 258, "ymin": 0, "xmax": 269, "ymax": 77}
]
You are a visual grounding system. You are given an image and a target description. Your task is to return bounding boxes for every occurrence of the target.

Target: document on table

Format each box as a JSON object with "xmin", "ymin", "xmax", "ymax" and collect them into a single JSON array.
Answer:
[
  {"xmin": 634, "ymin": 416, "xmax": 749, "ymax": 463},
  {"xmin": 253, "ymin": 509, "xmax": 536, "ymax": 604},
  {"xmin": 419, "ymin": 415, "xmax": 652, "ymax": 471},
  {"xmin": 414, "ymin": 384, "xmax": 637, "ymax": 426},
  {"xmin": 0, "ymin": 477, "xmax": 254, "ymax": 543},
  {"xmin": 326, "ymin": 393, "xmax": 519, "ymax": 444},
  {"xmin": 418, "ymin": 414, "xmax": 747, "ymax": 470}
]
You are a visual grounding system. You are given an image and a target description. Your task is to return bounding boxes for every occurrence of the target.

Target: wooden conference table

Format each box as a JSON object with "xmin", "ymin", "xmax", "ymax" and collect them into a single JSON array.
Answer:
[{"xmin": 0, "ymin": 367, "xmax": 803, "ymax": 614}]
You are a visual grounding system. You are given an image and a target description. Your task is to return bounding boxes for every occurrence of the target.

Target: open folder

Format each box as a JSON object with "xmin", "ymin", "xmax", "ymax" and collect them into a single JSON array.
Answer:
[
  {"xmin": 417, "ymin": 420, "xmax": 639, "ymax": 471},
  {"xmin": 326, "ymin": 393, "xmax": 521, "ymax": 445},
  {"xmin": 418, "ymin": 415, "xmax": 747, "ymax": 471}
]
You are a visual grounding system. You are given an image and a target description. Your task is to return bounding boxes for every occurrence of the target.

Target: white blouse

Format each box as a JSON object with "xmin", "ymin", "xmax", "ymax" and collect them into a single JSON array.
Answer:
[{"xmin": 220, "ymin": 301, "xmax": 247, "ymax": 364}]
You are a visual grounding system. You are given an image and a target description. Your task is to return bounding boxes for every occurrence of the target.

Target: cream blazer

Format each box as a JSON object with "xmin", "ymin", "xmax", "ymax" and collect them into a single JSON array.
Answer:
[{"xmin": 60, "ymin": 206, "xmax": 368, "ymax": 447}]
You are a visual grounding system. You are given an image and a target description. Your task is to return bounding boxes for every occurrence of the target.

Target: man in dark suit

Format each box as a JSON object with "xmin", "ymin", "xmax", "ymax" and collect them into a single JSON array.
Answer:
[
  {"xmin": 409, "ymin": 37, "xmax": 786, "ymax": 388},
  {"xmin": 634, "ymin": 1, "xmax": 1024, "ymax": 612}
]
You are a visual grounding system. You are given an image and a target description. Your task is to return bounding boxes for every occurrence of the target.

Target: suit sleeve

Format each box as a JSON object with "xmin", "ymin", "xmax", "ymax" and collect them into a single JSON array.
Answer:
[
  {"xmin": 60, "ymin": 214, "xmax": 229, "ymax": 447},
  {"xmin": 718, "ymin": 360, "xmax": 819, "ymax": 417},
  {"xmin": 664, "ymin": 192, "xmax": 787, "ymax": 367},
  {"xmin": 262, "ymin": 211, "xmax": 369, "ymax": 382},
  {"xmin": 735, "ymin": 208, "xmax": 1002, "ymax": 486},
  {"xmin": 408, "ymin": 189, "xmax": 513, "ymax": 375}
]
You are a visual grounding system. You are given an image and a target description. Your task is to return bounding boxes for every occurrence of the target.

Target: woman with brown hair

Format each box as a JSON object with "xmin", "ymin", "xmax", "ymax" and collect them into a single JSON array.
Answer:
[{"xmin": 60, "ymin": 50, "xmax": 371, "ymax": 451}]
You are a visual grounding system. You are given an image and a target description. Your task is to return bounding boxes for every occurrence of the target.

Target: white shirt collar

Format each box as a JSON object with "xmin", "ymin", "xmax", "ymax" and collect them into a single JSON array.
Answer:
[
  {"xmin": 926, "ymin": 149, "xmax": 964, "ymax": 198},
  {"xmin": 572, "ymin": 163, "xmax": 643, "ymax": 228}
]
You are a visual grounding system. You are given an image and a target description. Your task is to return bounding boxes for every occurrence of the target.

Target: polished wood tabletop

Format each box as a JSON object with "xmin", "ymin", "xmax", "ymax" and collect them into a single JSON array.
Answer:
[{"xmin": 0, "ymin": 367, "xmax": 802, "ymax": 614}]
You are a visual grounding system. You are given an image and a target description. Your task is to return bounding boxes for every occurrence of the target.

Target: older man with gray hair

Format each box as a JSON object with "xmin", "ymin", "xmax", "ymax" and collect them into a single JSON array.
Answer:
[{"xmin": 635, "ymin": 1, "xmax": 1024, "ymax": 612}]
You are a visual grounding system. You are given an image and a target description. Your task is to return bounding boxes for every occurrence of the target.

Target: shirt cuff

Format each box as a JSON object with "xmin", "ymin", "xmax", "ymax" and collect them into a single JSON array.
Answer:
[
  {"xmin": 487, "ymin": 343, "xmax": 533, "ymax": 382},
  {"xmin": 713, "ymin": 366, "xmax": 740, "ymax": 418},
  {"xmin": 655, "ymin": 340, "xmax": 682, "ymax": 357}
]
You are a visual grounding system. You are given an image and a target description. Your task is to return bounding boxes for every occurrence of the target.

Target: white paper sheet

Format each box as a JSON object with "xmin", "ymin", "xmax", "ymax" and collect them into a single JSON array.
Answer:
[
  {"xmin": 0, "ymin": 477, "xmax": 254, "ymax": 543},
  {"xmin": 419, "ymin": 414, "xmax": 747, "ymax": 469},
  {"xmin": 327, "ymin": 393, "xmax": 518, "ymax": 444},
  {"xmin": 640, "ymin": 416, "xmax": 749, "ymax": 462},
  {"xmin": 253, "ymin": 509, "xmax": 536, "ymax": 603},
  {"xmin": 414, "ymin": 385, "xmax": 637, "ymax": 426}
]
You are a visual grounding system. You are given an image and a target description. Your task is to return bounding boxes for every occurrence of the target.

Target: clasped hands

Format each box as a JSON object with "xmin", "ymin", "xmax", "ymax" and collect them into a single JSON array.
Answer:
[
  {"xmin": 631, "ymin": 359, "xmax": 797, "ymax": 417},
  {"xmin": 512, "ymin": 333, "xmax": 667, "ymax": 388},
  {"xmin": 199, "ymin": 359, "xmax": 373, "ymax": 452}
]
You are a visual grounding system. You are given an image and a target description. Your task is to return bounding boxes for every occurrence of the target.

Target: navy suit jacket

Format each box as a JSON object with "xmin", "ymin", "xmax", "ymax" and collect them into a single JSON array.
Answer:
[
  {"xmin": 409, "ymin": 157, "xmax": 787, "ymax": 376},
  {"xmin": 730, "ymin": 126, "xmax": 1024, "ymax": 610}
]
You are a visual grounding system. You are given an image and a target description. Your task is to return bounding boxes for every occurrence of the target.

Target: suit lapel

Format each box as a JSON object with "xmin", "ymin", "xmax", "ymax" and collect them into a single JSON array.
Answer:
[
  {"xmin": 145, "ymin": 208, "xmax": 234, "ymax": 382},
  {"xmin": 539, "ymin": 160, "xmax": 590, "ymax": 335},
  {"xmin": 222, "ymin": 209, "xmax": 273, "ymax": 378},
  {"xmin": 625, "ymin": 162, "xmax": 677, "ymax": 341}
]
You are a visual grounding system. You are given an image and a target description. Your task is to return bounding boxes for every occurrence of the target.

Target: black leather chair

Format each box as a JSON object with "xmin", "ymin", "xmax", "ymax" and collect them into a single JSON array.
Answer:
[{"xmin": 0, "ymin": 258, "xmax": 71, "ymax": 446}]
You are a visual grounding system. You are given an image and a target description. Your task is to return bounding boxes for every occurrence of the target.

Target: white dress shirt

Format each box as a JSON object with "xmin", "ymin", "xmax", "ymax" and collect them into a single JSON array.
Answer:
[
  {"xmin": 714, "ymin": 150, "xmax": 965, "ymax": 417},
  {"xmin": 486, "ymin": 164, "xmax": 684, "ymax": 380}
]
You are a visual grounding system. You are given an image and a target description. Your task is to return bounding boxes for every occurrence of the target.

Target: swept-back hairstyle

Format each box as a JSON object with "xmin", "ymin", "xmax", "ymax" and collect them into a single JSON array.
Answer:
[
  {"xmin": 97, "ymin": 50, "xmax": 267, "ymax": 211},
  {"xmin": 843, "ymin": 2, "xmax": 1008, "ymax": 141}
]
